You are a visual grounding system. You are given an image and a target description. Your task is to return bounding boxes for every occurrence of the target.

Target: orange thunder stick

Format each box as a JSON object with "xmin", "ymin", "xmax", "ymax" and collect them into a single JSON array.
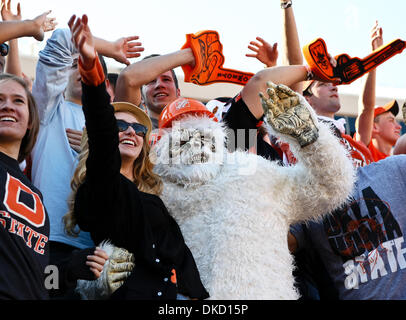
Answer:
[{"xmin": 303, "ymin": 38, "xmax": 406, "ymax": 85}]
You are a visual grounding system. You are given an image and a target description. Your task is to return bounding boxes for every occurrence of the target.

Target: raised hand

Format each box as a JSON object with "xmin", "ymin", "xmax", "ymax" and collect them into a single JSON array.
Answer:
[
  {"xmin": 246, "ymin": 37, "xmax": 278, "ymax": 67},
  {"xmin": 1, "ymin": 0, "xmax": 21, "ymax": 21},
  {"xmin": 111, "ymin": 36, "xmax": 144, "ymax": 65},
  {"xmin": 41, "ymin": 15, "xmax": 57, "ymax": 33},
  {"xmin": 31, "ymin": 10, "xmax": 57, "ymax": 41},
  {"xmin": 260, "ymin": 82, "xmax": 319, "ymax": 147},
  {"xmin": 68, "ymin": 14, "xmax": 96, "ymax": 68},
  {"xmin": 371, "ymin": 21, "xmax": 383, "ymax": 51}
]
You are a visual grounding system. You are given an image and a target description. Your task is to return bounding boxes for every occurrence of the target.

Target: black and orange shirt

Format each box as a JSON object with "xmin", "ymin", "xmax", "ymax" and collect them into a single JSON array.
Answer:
[
  {"xmin": 0, "ymin": 151, "xmax": 49, "ymax": 299},
  {"xmin": 318, "ymin": 119, "xmax": 373, "ymax": 168}
]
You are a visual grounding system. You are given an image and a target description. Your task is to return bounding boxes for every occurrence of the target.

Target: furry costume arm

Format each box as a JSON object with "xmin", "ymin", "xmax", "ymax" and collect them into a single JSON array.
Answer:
[
  {"xmin": 75, "ymin": 241, "xmax": 135, "ymax": 300},
  {"xmin": 261, "ymin": 82, "xmax": 355, "ymax": 224}
]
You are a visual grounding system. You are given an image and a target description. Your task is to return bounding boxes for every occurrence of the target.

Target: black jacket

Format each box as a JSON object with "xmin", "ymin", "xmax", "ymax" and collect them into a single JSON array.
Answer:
[{"xmin": 74, "ymin": 82, "xmax": 209, "ymax": 300}]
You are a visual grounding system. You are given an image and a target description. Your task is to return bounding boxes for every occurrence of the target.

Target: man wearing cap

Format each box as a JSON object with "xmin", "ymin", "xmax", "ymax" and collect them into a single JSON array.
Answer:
[
  {"xmin": 359, "ymin": 100, "xmax": 401, "ymax": 161},
  {"xmin": 299, "ymin": 77, "xmax": 374, "ymax": 168},
  {"xmin": 355, "ymin": 22, "xmax": 402, "ymax": 162},
  {"xmin": 356, "ymin": 91, "xmax": 401, "ymax": 162}
]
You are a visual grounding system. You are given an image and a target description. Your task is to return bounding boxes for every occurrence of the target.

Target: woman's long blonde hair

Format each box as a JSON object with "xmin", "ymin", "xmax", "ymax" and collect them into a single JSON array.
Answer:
[{"xmin": 63, "ymin": 126, "xmax": 163, "ymax": 237}]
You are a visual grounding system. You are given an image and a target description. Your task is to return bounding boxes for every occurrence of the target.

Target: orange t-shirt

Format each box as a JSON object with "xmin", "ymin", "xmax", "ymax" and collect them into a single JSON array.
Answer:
[{"xmin": 368, "ymin": 142, "xmax": 389, "ymax": 162}]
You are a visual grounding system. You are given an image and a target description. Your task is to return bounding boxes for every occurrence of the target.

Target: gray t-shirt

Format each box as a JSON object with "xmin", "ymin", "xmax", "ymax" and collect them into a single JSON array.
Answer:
[{"xmin": 291, "ymin": 155, "xmax": 406, "ymax": 299}]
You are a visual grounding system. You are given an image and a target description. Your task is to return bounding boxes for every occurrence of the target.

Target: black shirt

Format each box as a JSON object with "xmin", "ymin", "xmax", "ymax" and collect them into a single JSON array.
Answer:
[
  {"xmin": 0, "ymin": 151, "xmax": 50, "ymax": 299},
  {"xmin": 75, "ymin": 82, "xmax": 208, "ymax": 300},
  {"xmin": 222, "ymin": 93, "xmax": 282, "ymax": 163}
]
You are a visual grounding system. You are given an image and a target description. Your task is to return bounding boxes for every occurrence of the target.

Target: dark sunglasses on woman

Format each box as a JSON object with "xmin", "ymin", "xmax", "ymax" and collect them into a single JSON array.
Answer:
[{"xmin": 116, "ymin": 119, "xmax": 147, "ymax": 137}]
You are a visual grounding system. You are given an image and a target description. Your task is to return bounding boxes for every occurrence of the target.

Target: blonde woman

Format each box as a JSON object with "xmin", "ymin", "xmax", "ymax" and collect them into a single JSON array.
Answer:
[{"xmin": 64, "ymin": 14, "xmax": 208, "ymax": 300}]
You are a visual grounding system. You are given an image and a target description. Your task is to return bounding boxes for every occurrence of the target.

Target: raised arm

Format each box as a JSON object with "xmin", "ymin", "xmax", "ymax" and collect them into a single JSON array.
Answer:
[
  {"xmin": 31, "ymin": 27, "xmax": 77, "ymax": 124},
  {"xmin": 355, "ymin": 21, "xmax": 383, "ymax": 146},
  {"xmin": 68, "ymin": 15, "xmax": 122, "ymax": 234},
  {"xmin": 0, "ymin": 8, "xmax": 55, "ymax": 44},
  {"xmin": 260, "ymin": 83, "xmax": 355, "ymax": 224},
  {"xmin": 280, "ymin": 0, "xmax": 304, "ymax": 94},
  {"xmin": 2, "ymin": 0, "xmax": 22, "ymax": 77},
  {"xmin": 1, "ymin": 0, "xmax": 56, "ymax": 77},
  {"xmin": 280, "ymin": 0, "xmax": 302, "ymax": 66},
  {"xmin": 241, "ymin": 64, "xmax": 310, "ymax": 119},
  {"xmin": 94, "ymin": 36, "xmax": 144, "ymax": 66},
  {"xmin": 114, "ymin": 48, "xmax": 194, "ymax": 106}
]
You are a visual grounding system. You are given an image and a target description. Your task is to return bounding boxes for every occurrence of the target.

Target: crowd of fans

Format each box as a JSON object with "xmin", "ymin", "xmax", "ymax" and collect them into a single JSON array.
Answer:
[{"xmin": 0, "ymin": 0, "xmax": 405, "ymax": 300}]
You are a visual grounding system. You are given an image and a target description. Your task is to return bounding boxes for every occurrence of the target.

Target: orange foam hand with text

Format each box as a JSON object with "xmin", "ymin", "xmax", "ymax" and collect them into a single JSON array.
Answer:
[
  {"xmin": 303, "ymin": 38, "xmax": 406, "ymax": 85},
  {"xmin": 181, "ymin": 30, "xmax": 254, "ymax": 86}
]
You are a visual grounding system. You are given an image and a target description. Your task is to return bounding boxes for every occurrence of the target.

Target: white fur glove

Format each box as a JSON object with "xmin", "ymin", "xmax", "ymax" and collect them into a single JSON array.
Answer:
[{"xmin": 260, "ymin": 82, "xmax": 319, "ymax": 147}]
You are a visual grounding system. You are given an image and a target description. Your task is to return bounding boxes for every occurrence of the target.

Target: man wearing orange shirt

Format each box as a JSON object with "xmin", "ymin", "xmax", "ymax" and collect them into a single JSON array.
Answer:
[{"xmin": 366, "ymin": 101, "xmax": 402, "ymax": 161}]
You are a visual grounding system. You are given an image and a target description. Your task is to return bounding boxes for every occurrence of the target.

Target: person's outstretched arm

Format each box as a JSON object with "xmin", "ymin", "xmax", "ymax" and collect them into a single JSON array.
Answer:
[
  {"xmin": 2, "ymin": 0, "xmax": 22, "ymax": 77},
  {"xmin": 355, "ymin": 21, "xmax": 383, "ymax": 146},
  {"xmin": 0, "ymin": 8, "xmax": 55, "ymax": 44},
  {"xmin": 280, "ymin": 0, "xmax": 304, "ymax": 93},
  {"xmin": 94, "ymin": 36, "xmax": 144, "ymax": 66},
  {"xmin": 114, "ymin": 48, "xmax": 194, "ymax": 106},
  {"xmin": 1, "ymin": 0, "xmax": 57, "ymax": 78},
  {"xmin": 241, "ymin": 64, "xmax": 310, "ymax": 119}
]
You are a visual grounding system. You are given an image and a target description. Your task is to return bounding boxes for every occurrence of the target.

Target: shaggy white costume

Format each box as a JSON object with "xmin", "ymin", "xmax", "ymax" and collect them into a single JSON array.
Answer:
[
  {"xmin": 77, "ymin": 85, "xmax": 355, "ymax": 300},
  {"xmin": 151, "ymin": 98, "xmax": 354, "ymax": 299}
]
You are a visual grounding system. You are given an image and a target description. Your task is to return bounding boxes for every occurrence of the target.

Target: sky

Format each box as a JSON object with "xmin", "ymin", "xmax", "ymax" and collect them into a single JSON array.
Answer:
[{"xmin": 14, "ymin": 0, "xmax": 406, "ymax": 98}]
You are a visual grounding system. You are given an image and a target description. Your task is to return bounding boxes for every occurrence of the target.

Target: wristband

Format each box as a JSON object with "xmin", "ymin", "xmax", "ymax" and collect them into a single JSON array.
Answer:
[{"xmin": 281, "ymin": 0, "xmax": 292, "ymax": 9}]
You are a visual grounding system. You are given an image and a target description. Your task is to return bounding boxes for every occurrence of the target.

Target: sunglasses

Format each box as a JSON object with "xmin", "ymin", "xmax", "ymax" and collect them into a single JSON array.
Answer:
[
  {"xmin": 116, "ymin": 119, "xmax": 147, "ymax": 137},
  {"xmin": 0, "ymin": 43, "xmax": 8, "ymax": 57}
]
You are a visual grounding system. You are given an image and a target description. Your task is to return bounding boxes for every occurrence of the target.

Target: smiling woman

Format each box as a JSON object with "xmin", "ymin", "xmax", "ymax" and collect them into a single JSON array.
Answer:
[
  {"xmin": 63, "ymin": 14, "xmax": 208, "ymax": 300},
  {"xmin": 0, "ymin": 74, "xmax": 39, "ymax": 163},
  {"xmin": 0, "ymin": 73, "xmax": 50, "ymax": 299}
]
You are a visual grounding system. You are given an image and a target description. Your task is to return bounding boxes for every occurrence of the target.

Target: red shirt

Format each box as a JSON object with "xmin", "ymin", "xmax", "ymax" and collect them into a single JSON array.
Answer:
[
  {"xmin": 368, "ymin": 142, "xmax": 389, "ymax": 162},
  {"xmin": 341, "ymin": 134, "xmax": 373, "ymax": 168}
]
